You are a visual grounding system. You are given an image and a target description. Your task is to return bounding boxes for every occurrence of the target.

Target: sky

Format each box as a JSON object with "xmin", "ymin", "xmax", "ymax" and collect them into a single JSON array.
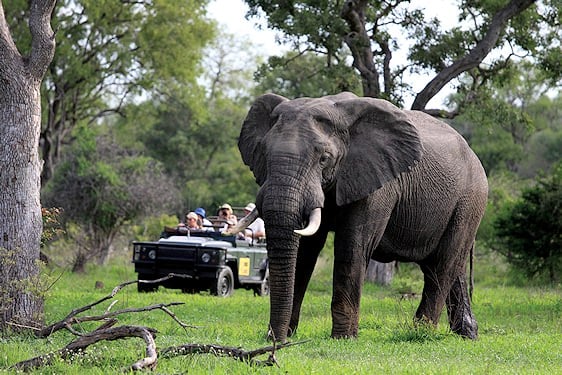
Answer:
[{"xmin": 207, "ymin": 0, "xmax": 458, "ymax": 108}]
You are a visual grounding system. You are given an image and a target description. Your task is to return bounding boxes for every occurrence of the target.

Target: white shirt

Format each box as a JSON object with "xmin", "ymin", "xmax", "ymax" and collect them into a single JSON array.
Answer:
[{"xmin": 245, "ymin": 217, "xmax": 265, "ymax": 240}]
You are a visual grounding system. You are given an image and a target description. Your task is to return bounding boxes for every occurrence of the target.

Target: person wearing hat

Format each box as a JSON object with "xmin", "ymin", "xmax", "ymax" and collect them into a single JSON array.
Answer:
[
  {"xmin": 217, "ymin": 203, "xmax": 238, "ymax": 224},
  {"xmin": 217, "ymin": 203, "xmax": 238, "ymax": 232},
  {"xmin": 195, "ymin": 207, "xmax": 213, "ymax": 231},
  {"xmin": 243, "ymin": 202, "xmax": 265, "ymax": 241},
  {"xmin": 180, "ymin": 211, "xmax": 201, "ymax": 230},
  {"xmin": 187, "ymin": 212, "xmax": 201, "ymax": 229}
]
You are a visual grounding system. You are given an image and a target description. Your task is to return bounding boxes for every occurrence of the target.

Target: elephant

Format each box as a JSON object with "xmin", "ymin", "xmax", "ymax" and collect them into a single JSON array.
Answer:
[{"xmin": 228, "ymin": 92, "xmax": 488, "ymax": 343}]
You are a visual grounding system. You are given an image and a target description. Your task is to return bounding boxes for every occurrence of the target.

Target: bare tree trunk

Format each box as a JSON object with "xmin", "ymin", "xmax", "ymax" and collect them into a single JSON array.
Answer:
[
  {"xmin": 0, "ymin": 0, "xmax": 57, "ymax": 333},
  {"xmin": 365, "ymin": 260, "xmax": 394, "ymax": 286}
]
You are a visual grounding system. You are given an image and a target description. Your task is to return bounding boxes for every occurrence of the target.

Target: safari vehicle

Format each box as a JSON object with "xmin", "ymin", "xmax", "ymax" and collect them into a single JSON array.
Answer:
[{"xmin": 131, "ymin": 228, "xmax": 269, "ymax": 297}]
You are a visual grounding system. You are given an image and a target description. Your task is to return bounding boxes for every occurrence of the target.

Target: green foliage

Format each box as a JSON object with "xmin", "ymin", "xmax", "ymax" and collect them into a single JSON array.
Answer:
[
  {"xmin": 476, "ymin": 172, "xmax": 522, "ymax": 246},
  {"xmin": 254, "ymin": 52, "xmax": 363, "ymax": 98},
  {"xmin": 2, "ymin": 0, "xmax": 216, "ymax": 182},
  {"xmin": 450, "ymin": 63, "xmax": 561, "ymax": 177},
  {"xmin": 248, "ymin": 0, "xmax": 560, "ymax": 107},
  {"xmin": 492, "ymin": 163, "xmax": 562, "ymax": 283},
  {"xmin": 40, "ymin": 207, "xmax": 65, "ymax": 247},
  {"xmin": 130, "ymin": 214, "xmax": 179, "ymax": 242},
  {"xmin": 42, "ymin": 124, "xmax": 181, "ymax": 270}
]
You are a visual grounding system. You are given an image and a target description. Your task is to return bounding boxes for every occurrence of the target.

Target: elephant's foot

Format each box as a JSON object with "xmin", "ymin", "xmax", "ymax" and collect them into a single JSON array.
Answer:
[
  {"xmin": 330, "ymin": 322, "xmax": 359, "ymax": 339},
  {"xmin": 331, "ymin": 331, "xmax": 358, "ymax": 339},
  {"xmin": 450, "ymin": 311, "xmax": 478, "ymax": 339},
  {"xmin": 266, "ymin": 327, "xmax": 288, "ymax": 343}
]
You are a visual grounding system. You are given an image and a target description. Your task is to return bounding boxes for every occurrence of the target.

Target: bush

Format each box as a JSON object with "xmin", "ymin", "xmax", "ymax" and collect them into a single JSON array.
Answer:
[{"xmin": 493, "ymin": 163, "xmax": 562, "ymax": 283}]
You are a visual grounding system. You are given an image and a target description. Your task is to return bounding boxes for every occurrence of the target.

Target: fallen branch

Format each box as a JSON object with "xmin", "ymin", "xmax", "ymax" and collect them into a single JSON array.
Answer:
[
  {"xmin": 38, "ymin": 274, "xmax": 193, "ymax": 338},
  {"xmin": 161, "ymin": 340, "xmax": 310, "ymax": 367},
  {"xmin": 12, "ymin": 325, "xmax": 158, "ymax": 372},
  {"xmin": 10, "ymin": 276, "xmax": 303, "ymax": 372}
]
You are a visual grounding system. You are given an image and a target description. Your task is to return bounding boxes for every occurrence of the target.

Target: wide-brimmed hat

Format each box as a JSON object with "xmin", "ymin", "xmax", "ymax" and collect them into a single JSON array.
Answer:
[
  {"xmin": 219, "ymin": 203, "xmax": 232, "ymax": 212},
  {"xmin": 194, "ymin": 207, "xmax": 206, "ymax": 218},
  {"xmin": 244, "ymin": 203, "xmax": 256, "ymax": 211}
]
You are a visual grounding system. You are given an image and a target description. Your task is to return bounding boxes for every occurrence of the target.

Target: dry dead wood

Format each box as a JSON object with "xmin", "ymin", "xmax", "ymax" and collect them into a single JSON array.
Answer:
[
  {"xmin": 161, "ymin": 340, "xmax": 309, "ymax": 367},
  {"xmin": 10, "ymin": 274, "xmax": 304, "ymax": 372},
  {"xmin": 13, "ymin": 325, "xmax": 159, "ymax": 372}
]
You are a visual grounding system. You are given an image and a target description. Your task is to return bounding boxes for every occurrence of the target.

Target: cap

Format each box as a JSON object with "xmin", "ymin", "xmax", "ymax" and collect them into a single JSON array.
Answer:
[
  {"xmin": 244, "ymin": 203, "xmax": 256, "ymax": 211},
  {"xmin": 194, "ymin": 207, "xmax": 206, "ymax": 218},
  {"xmin": 186, "ymin": 212, "xmax": 198, "ymax": 220}
]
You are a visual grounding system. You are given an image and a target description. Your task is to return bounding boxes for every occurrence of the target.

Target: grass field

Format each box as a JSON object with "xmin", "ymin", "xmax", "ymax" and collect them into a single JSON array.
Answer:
[{"xmin": 1, "ymin": 248, "xmax": 560, "ymax": 374}]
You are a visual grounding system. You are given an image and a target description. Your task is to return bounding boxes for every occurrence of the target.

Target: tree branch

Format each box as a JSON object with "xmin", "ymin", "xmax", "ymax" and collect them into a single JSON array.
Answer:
[
  {"xmin": 28, "ymin": 0, "xmax": 57, "ymax": 79},
  {"xmin": 411, "ymin": 0, "xmax": 536, "ymax": 110}
]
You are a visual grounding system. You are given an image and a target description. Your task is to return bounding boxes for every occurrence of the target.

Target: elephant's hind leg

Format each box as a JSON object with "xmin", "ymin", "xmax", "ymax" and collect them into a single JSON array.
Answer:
[
  {"xmin": 446, "ymin": 273, "xmax": 478, "ymax": 339},
  {"xmin": 417, "ymin": 203, "xmax": 481, "ymax": 338},
  {"xmin": 416, "ymin": 264, "xmax": 450, "ymax": 327}
]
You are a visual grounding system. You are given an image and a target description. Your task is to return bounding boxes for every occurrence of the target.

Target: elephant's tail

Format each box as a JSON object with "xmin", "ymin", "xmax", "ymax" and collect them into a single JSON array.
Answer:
[{"xmin": 469, "ymin": 242, "xmax": 474, "ymax": 301}]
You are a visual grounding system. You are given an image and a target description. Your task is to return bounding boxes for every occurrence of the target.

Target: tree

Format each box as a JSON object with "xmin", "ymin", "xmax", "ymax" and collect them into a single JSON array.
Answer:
[
  {"xmin": 5, "ymin": 0, "xmax": 216, "ymax": 185},
  {"xmin": 493, "ymin": 163, "xmax": 562, "ymax": 283},
  {"xmin": 42, "ymin": 125, "xmax": 181, "ymax": 272},
  {"xmin": 0, "ymin": 0, "xmax": 56, "ymax": 332},
  {"xmin": 115, "ymin": 31, "xmax": 263, "ymax": 212},
  {"xmin": 246, "ymin": 0, "xmax": 560, "ymax": 113}
]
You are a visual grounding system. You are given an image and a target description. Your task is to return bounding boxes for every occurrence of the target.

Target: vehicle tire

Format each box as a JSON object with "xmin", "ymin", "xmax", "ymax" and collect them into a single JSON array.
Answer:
[
  {"xmin": 254, "ymin": 268, "xmax": 270, "ymax": 296},
  {"xmin": 211, "ymin": 267, "xmax": 234, "ymax": 297},
  {"xmin": 137, "ymin": 274, "xmax": 158, "ymax": 293}
]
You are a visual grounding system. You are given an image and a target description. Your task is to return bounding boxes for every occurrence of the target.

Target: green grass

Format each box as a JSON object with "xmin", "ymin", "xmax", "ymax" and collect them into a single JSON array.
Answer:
[{"xmin": 1, "ymin": 253, "xmax": 561, "ymax": 374}]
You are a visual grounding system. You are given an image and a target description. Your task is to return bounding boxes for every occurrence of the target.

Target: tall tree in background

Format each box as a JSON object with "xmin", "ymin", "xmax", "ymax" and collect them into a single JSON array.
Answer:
[
  {"xmin": 5, "ymin": 0, "xmax": 215, "ymax": 185},
  {"xmin": 0, "ymin": 0, "xmax": 56, "ymax": 333},
  {"xmin": 246, "ymin": 0, "xmax": 560, "ymax": 113}
]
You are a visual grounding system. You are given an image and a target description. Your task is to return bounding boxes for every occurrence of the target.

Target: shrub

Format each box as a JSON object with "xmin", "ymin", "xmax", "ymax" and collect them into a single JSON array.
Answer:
[{"xmin": 493, "ymin": 163, "xmax": 562, "ymax": 283}]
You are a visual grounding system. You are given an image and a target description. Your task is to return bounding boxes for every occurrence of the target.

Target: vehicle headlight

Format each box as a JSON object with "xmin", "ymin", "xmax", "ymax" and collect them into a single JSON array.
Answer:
[
  {"xmin": 201, "ymin": 252, "xmax": 211, "ymax": 263},
  {"xmin": 148, "ymin": 249, "xmax": 157, "ymax": 260}
]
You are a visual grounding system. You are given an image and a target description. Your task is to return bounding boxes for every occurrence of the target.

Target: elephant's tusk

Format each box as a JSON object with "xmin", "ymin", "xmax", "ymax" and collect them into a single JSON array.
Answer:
[
  {"xmin": 294, "ymin": 208, "xmax": 322, "ymax": 236},
  {"xmin": 222, "ymin": 207, "xmax": 259, "ymax": 236}
]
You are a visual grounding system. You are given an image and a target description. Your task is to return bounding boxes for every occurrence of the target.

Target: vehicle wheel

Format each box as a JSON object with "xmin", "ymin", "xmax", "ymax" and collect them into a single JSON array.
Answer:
[
  {"xmin": 137, "ymin": 274, "xmax": 158, "ymax": 293},
  {"xmin": 211, "ymin": 267, "xmax": 234, "ymax": 297},
  {"xmin": 254, "ymin": 268, "xmax": 270, "ymax": 296}
]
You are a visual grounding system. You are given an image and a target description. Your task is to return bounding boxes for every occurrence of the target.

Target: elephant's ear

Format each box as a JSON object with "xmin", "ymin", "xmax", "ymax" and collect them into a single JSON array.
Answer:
[
  {"xmin": 335, "ymin": 98, "xmax": 423, "ymax": 206},
  {"xmin": 239, "ymin": 93, "xmax": 288, "ymax": 185}
]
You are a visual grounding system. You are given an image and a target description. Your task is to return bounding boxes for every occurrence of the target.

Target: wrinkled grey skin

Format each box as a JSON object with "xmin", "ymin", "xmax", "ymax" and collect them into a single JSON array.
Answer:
[{"xmin": 239, "ymin": 92, "xmax": 488, "ymax": 343}]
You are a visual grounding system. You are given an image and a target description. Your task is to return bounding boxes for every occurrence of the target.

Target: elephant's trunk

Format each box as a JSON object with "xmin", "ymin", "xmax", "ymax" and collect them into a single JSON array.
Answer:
[{"xmin": 259, "ymin": 182, "xmax": 306, "ymax": 343}]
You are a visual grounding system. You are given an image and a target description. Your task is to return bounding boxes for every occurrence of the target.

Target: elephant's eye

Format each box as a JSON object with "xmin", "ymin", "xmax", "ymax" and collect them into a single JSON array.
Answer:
[{"xmin": 319, "ymin": 152, "xmax": 332, "ymax": 167}]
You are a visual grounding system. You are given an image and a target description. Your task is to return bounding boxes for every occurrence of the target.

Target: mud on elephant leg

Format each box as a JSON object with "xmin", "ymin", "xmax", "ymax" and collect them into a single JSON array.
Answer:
[{"xmin": 446, "ymin": 275, "xmax": 478, "ymax": 339}]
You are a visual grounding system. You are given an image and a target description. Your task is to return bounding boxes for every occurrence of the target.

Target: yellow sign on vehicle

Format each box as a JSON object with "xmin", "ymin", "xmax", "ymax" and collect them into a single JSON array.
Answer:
[{"xmin": 239, "ymin": 257, "xmax": 250, "ymax": 276}]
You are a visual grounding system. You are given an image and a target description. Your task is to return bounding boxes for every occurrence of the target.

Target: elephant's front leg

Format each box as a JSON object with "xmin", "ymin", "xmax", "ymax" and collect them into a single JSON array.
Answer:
[
  {"xmin": 330, "ymin": 233, "xmax": 369, "ymax": 338},
  {"xmin": 289, "ymin": 231, "xmax": 328, "ymax": 336}
]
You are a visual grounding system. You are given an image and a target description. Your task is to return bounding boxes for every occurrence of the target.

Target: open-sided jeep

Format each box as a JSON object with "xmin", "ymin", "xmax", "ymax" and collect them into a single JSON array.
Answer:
[{"xmin": 132, "ymin": 229, "xmax": 268, "ymax": 297}]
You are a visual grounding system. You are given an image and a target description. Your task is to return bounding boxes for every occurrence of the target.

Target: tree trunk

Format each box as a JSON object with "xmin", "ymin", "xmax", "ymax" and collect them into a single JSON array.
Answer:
[
  {"xmin": 365, "ymin": 260, "xmax": 394, "ymax": 286},
  {"xmin": 0, "ymin": 0, "xmax": 57, "ymax": 333}
]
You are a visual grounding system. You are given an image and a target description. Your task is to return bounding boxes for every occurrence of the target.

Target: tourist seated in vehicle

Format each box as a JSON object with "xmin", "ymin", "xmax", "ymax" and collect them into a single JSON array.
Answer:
[
  {"xmin": 242, "ymin": 202, "xmax": 265, "ymax": 242},
  {"xmin": 217, "ymin": 203, "xmax": 237, "ymax": 224},
  {"xmin": 177, "ymin": 211, "xmax": 202, "ymax": 232},
  {"xmin": 195, "ymin": 207, "xmax": 214, "ymax": 231}
]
